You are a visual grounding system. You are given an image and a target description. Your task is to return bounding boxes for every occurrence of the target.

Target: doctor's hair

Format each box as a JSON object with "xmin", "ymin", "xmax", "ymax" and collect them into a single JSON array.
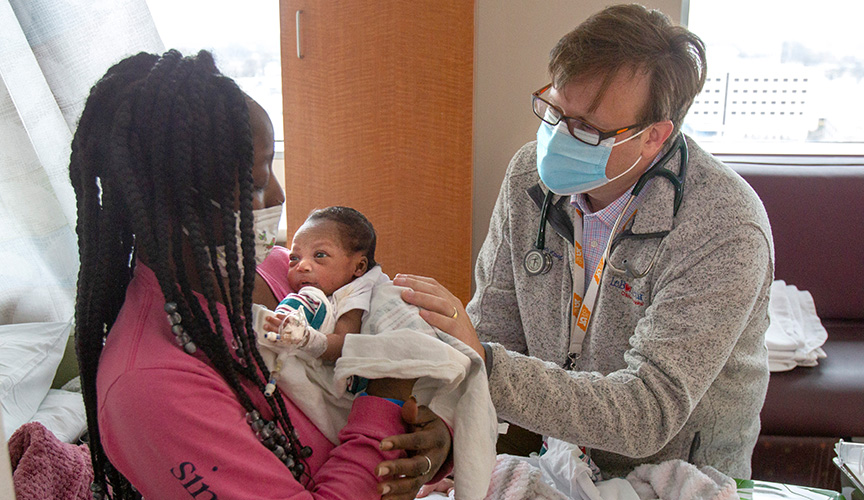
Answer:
[
  {"xmin": 70, "ymin": 49, "xmax": 309, "ymax": 499},
  {"xmin": 549, "ymin": 3, "xmax": 707, "ymax": 141},
  {"xmin": 306, "ymin": 206, "xmax": 378, "ymax": 271}
]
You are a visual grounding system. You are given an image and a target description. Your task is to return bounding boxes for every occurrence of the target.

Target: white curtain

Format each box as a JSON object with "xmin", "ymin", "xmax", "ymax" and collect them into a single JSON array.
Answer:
[{"xmin": 0, "ymin": 0, "xmax": 163, "ymax": 324}]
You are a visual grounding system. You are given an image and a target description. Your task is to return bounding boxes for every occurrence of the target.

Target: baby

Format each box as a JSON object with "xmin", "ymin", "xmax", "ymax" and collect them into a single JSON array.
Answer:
[
  {"xmin": 253, "ymin": 207, "xmax": 498, "ymax": 498},
  {"xmin": 256, "ymin": 206, "xmax": 388, "ymax": 396}
]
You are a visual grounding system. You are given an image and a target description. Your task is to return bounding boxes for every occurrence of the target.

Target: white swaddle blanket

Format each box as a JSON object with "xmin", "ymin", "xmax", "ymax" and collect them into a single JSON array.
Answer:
[
  {"xmin": 764, "ymin": 280, "xmax": 827, "ymax": 372},
  {"xmin": 337, "ymin": 283, "xmax": 498, "ymax": 500}
]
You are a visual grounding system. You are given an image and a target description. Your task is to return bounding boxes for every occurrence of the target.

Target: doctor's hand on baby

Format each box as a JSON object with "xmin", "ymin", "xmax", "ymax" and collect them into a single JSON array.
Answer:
[{"xmin": 392, "ymin": 273, "xmax": 485, "ymax": 362}]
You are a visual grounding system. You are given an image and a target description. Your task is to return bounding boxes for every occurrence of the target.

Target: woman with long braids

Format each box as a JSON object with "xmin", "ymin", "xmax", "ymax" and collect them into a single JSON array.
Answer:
[{"xmin": 70, "ymin": 49, "xmax": 451, "ymax": 499}]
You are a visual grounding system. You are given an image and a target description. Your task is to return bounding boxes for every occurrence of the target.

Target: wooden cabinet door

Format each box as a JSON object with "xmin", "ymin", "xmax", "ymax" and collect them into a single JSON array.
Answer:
[{"xmin": 279, "ymin": 1, "xmax": 474, "ymax": 302}]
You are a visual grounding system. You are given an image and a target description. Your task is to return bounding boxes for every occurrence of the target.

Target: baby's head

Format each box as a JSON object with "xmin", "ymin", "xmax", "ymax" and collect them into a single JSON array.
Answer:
[{"xmin": 287, "ymin": 206, "xmax": 377, "ymax": 296}]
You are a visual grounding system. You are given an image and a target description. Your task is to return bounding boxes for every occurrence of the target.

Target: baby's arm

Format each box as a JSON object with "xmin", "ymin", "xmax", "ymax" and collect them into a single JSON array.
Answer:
[
  {"xmin": 261, "ymin": 310, "xmax": 327, "ymax": 357},
  {"xmin": 320, "ymin": 308, "xmax": 362, "ymax": 362},
  {"xmin": 260, "ymin": 306, "xmax": 362, "ymax": 362}
]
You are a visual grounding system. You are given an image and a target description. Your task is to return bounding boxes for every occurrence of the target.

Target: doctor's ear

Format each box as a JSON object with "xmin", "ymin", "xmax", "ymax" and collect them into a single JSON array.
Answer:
[{"xmin": 641, "ymin": 120, "xmax": 674, "ymax": 157}]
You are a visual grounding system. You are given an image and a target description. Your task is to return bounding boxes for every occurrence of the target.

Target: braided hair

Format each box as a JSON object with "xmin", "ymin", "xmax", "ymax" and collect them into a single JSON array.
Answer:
[{"xmin": 70, "ymin": 50, "xmax": 310, "ymax": 499}]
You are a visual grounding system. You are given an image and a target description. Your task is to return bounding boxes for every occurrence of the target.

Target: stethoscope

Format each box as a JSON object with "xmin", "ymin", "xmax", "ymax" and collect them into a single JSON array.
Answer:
[{"xmin": 524, "ymin": 133, "xmax": 688, "ymax": 279}]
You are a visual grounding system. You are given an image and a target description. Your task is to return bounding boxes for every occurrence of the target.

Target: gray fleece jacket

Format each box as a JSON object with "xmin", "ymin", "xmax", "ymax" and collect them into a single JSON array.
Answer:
[{"xmin": 467, "ymin": 136, "xmax": 773, "ymax": 480}]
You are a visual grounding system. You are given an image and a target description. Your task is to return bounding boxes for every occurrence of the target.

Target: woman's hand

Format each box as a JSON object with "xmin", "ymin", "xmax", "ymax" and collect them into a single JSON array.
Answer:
[
  {"xmin": 392, "ymin": 273, "xmax": 485, "ymax": 360},
  {"xmin": 376, "ymin": 399, "xmax": 452, "ymax": 500}
]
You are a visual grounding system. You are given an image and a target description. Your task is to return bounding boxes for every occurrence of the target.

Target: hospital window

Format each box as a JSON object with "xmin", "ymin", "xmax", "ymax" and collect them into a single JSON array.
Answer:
[
  {"xmin": 682, "ymin": 0, "xmax": 864, "ymax": 156},
  {"xmin": 146, "ymin": 0, "xmax": 284, "ymax": 154}
]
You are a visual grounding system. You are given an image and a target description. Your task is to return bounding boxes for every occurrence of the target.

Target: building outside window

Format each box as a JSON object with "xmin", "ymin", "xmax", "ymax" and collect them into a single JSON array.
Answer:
[{"xmin": 683, "ymin": 0, "xmax": 864, "ymax": 155}]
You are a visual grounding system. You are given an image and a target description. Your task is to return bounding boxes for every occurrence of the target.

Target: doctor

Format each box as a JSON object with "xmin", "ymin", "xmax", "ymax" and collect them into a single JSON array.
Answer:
[{"xmin": 396, "ymin": 3, "xmax": 773, "ymax": 480}]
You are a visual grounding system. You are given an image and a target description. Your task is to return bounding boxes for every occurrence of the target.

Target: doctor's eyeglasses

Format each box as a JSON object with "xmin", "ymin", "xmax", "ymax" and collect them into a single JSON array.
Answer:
[{"xmin": 532, "ymin": 83, "xmax": 646, "ymax": 147}]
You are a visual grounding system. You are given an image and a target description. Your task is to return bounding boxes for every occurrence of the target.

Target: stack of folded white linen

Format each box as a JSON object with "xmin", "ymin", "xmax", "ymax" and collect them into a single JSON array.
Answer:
[{"xmin": 764, "ymin": 280, "xmax": 828, "ymax": 372}]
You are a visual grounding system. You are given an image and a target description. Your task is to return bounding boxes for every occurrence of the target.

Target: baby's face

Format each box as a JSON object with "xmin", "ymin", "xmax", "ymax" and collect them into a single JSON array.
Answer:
[{"xmin": 287, "ymin": 220, "xmax": 366, "ymax": 296}]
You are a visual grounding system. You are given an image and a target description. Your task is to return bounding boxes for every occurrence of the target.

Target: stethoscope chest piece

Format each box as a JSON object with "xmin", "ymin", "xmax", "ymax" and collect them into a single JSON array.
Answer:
[
  {"xmin": 524, "ymin": 248, "xmax": 553, "ymax": 276},
  {"xmin": 525, "ymin": 189, "xmax": 556, "ymax": 276}
]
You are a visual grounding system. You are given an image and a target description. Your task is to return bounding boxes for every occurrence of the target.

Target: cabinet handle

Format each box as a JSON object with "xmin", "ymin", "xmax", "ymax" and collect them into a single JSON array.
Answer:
[{"xmin": 296, "ymin": 10, "xmax": 303, "ymax": 59}]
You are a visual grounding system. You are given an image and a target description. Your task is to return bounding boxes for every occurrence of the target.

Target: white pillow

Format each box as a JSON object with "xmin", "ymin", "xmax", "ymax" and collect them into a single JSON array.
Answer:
[
  {"xmin": 0, "ymin": 320, "xmax": 72, "ymax": 440},
  {"xmin": 29, "ymin": 388, "xmax": 86, "ymax": 443}
]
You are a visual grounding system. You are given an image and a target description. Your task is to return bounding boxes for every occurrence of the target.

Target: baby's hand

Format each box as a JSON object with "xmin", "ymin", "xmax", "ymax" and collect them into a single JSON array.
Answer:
[
  {"xmin": 281, "ymin": 309, "xmax": 309, "ymax": 343},
  {"xmin": 263, "ymin": 313, "xmax": 287, "ymax": 337},
  {"xmin": 264, "ymin": 309, "xmax": 309, "ymax": 345}
]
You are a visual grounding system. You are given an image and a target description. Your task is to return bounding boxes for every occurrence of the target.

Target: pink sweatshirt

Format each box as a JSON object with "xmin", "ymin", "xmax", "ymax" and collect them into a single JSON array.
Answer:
[{"xmin": 96, "ymin": 262, "xmax": 408, "ymax": 499}]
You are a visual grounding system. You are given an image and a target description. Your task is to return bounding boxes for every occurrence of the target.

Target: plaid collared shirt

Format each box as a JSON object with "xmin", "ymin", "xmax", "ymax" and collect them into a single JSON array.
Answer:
[{"xmin": 572, "ymin": 184, "xmax": 648, "ymax": 288}]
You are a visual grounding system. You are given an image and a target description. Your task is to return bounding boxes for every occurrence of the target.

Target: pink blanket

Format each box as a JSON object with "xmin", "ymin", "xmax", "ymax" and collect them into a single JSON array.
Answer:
[{"xmin": 8, "ymin": 422, "xmax": 93, "ymax": 500}]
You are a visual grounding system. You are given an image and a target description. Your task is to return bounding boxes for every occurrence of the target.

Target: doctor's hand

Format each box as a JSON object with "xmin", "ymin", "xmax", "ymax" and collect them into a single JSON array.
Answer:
[
  {"xmin": 376, "ymin": 398, "xmax": 452, "ymax": 500},
  {"xmin": 392, "ymin": 273, "xmax": 485, "ymax": 361}
]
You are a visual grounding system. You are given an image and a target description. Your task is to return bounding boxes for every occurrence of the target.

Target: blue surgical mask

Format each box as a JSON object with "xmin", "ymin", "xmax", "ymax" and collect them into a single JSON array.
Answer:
[{"xmin": 536, "ymin": 122, "xmax": 644, "ymax": 195}]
